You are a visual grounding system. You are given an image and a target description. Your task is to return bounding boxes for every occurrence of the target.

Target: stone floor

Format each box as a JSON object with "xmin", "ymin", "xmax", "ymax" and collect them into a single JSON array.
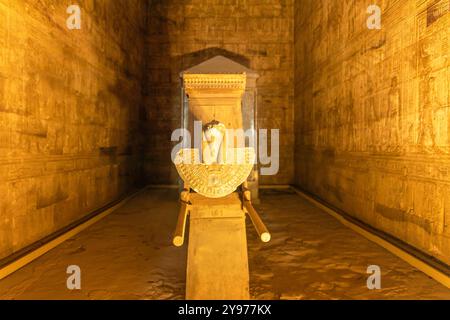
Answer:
[{"xmin": 0, "ymin": 188, "xmax": 449, "ymax": 300}]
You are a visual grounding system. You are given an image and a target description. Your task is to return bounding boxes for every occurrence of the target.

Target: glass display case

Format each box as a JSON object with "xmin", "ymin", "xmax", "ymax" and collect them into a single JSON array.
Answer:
[{"xmin": 179, "ymin": 55, "xmax": 260, "ymax": 202}]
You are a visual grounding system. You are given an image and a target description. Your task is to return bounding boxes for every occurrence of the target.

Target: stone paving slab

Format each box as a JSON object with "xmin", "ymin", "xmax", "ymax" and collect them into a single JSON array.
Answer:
[{"xmin": 0, "ymin": 188, "xmax": 448, "ymax": 300}]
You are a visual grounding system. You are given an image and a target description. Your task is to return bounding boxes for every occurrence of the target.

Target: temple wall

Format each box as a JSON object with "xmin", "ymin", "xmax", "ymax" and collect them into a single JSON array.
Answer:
[
  {"xmin": 294, "ymin": 0, "xmax": 450, "ymax": 264},
  {"xmin": 145, "ymin": 0, "xmax": 294, "ymax": 185},
  {"xmin": 0, "ymin": 0, "xmax": 147, "ymax": 259}
]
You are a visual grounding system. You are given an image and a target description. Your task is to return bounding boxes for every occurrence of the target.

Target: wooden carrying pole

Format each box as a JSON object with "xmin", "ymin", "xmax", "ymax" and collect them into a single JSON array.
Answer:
[
  {"xmin": 242, "ymin": 183, "xmax": 271, "ymax": 243},
  {"xmin": 173, "ymin": 185, "xmax": 191, "ymax": 247}
]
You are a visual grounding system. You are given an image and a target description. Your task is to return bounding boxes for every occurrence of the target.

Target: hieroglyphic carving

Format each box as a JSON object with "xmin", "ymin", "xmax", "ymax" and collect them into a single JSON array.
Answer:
[
  {"xmin": 385, "ymin": 76, "xmax": 402, "ymax": 152},
  {"xmin": 345, "ymin": 90, "xmax": 356, "ymax": 152},
  {"xmin": 174, "ymin": 148, "xmax": 255, "ymax": 198},
  {"xmin": 183, "ymin": 74, "xmax": 247, "ymax": 91},
  {"xmin": 417, "ymin": 4, "xmax": 450, "ymax": 154},
  {"xmin": 366, "ymin": 77, "xmax": 380, "ymax": 152},
  {"xmin": 295, "ymin": 0, "xmax": 450, "ymax": 264},
  {"xmin": 427, "ymin": 0, "xmax": 450, "ymax": 26}
]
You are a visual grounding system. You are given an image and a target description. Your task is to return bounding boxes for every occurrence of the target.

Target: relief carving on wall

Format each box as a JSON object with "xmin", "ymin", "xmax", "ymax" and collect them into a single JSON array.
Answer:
[
  {"xmin": 416, "ymin": 6, "xmax": 450, "ymax": 154},
  {"xmin": 295, "ymin": 0, "xmax": 450, "ymax": 263}
]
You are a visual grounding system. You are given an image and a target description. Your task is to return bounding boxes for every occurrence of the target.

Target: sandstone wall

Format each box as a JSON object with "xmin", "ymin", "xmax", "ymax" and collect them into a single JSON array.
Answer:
[
  {"xmin": 145, "ymin": 0, "xmax": 294, "ymax": 185},
  {"xmin": 0, "ymin": 0, "xmax": 147, "ymax": 259},
  {"xmin": 295, "ymin": 0, "xmax": 450, "ymax": 264}
]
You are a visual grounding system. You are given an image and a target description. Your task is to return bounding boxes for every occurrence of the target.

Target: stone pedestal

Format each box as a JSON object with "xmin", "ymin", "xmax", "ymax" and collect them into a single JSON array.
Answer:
[{"xmin": 186, "ymin": 193, "xmax": 250, "ymax": 300}]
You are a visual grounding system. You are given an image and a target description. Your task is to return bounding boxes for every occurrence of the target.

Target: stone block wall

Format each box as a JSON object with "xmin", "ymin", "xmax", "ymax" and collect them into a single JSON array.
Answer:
[
  {"xmin": 145, "ymin": 0, "xmax": 294, "ymax": 185},
  {"xmin": 294, "ymin": 0, "xmax": 450, "ymax": 264},
  {"xmin": 0, "ymin": 0, "xmax": 147, "ymax": 259}
]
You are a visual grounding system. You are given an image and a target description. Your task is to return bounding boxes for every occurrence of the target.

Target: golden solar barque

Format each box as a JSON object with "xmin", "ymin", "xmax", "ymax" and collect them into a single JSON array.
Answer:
[{"xmin": 172, "ymin": 56, "xmax": 270, "ymax": 300}]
